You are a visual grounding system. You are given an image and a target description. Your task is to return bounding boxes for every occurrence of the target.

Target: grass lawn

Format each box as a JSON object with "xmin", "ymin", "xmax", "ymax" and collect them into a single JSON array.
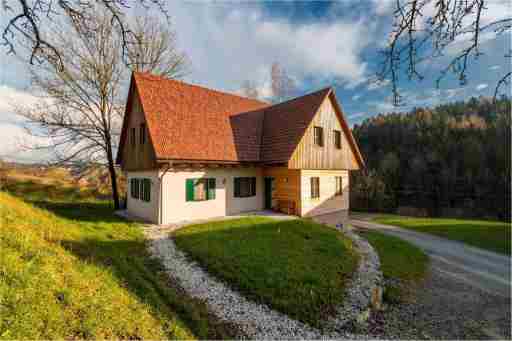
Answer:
[
  {"xmin": 356, "ymin": 229, "xmax": 429, "ymax": 303},
  {"xmin": 173, "ymin": 217, "xmax": 359, "ymax": 328},
  {"xmin": 373, "ymin": 215, "xmax": 511, "ymax": 255},
  {"xmin": 1, "ymin": 182, "xmax": 232, "ymax": 339}
]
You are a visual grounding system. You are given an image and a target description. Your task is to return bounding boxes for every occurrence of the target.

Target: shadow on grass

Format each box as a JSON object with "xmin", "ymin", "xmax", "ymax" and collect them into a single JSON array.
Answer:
[
  {"xmin": 60, "ymin": 237, "xmax": 236, "ymax": 339},
  {"xmin": 32, "ymin": 201, "xmax": 123, "ymax": 223}
]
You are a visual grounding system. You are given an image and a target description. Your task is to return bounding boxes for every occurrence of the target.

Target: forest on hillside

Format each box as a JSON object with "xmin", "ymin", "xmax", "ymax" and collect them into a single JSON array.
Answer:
[{"xmin": 350, "ymin": 96, "xmax": 511, "ymax": 221}]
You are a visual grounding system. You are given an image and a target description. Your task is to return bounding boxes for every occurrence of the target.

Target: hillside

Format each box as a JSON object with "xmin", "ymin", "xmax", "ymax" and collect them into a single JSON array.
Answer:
[
  {"xmin": 0, "ymin": 164, "xmax": 126, "ymax": 202},
  {"xmin": 351, "ymin": 96, "xmax": 511, "ymax": 220},
  {"xmin": 0, "ymin": 176, "xmax": 231, "ymax": 339}
]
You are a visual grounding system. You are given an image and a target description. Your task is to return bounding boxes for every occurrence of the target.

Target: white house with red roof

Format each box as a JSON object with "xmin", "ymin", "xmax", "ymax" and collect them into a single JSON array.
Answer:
[{"xmin": 116, "ymin": 72, "xmax": 365, "ymax": 224}]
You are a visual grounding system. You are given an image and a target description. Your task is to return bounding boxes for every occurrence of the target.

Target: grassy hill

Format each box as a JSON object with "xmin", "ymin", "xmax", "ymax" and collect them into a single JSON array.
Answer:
[{"xmin": 0, "ymin": 174, "xmax": 231, "ymax": 339}]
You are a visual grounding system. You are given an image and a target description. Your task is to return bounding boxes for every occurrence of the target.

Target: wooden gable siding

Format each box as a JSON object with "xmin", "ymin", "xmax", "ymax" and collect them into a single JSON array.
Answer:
[
  {"xmin": 288, "ymin": 95, "xmax": 359, "ymax": 170},
  {"xmin": 121, "ymin": 88, "xmax": 157, "ymax": 171}
]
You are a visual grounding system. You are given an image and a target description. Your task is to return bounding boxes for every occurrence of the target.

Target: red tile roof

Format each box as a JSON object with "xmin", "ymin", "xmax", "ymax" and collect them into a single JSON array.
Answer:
[{"xmin": 117, "ymin": 72, "xmax": 365, "ymax": 168}]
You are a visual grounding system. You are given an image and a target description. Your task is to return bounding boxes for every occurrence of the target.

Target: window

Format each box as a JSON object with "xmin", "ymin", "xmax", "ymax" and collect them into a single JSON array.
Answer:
[
  {"xmin": 334, "ymin": 130, "xmax": 342, "ymax": 149},
  {"xmin": 186, "ymin": 178, "xmax": 216, "ymax": 201},
  {"xmin": 131, "ymin": 178, "xmax": 151, "ymax": 201},
  {"xmin": 141, "ymin": 178, "xmax": 151, "ymax": 202},
  {"xmin": 311, "ymin": 177, "xmax": 320, "ymax": 199},
  {"xmin": 131, "ymin": 178, "xmax": 139, "ymax": 199},
  {"xmin": 140, "ymin": 123, "xmax": 146, "ymax": 144},
  {"xmin": 335, "ymin": 176, "xmax": 343, "ymax": 196},
  {"xmin": 314, "ymin": 126, "xmax": 324, "ymax": 146},
  {"xmin": 130, "ymin": 127, "xmax": 136, "ymax": 147},
  {"xmin": 234, "ymin": 177, "xmax": 256, "ymax": 198}
]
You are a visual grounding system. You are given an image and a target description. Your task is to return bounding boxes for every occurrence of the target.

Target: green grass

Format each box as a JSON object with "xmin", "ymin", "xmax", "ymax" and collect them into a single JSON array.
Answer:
[
  {"xmin": 0, "ymin": 185, "xmax": 233, "ymax": 339},
  {"xmin": 357, "ymin": 229, "xmax": 429, "ymax": 303},
  {"xmin": 173, "ymin": 217, "xmax": 359, "ymax": 328},
  {"xmin": 373, "ymin": 215, "xmax": 511, "ymax": 255}
]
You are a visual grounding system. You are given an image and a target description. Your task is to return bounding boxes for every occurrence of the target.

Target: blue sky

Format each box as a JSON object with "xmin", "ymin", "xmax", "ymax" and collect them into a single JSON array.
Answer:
[{"xmin": 0, "ymin": 0, "xmax": 510, "ymax": 162}]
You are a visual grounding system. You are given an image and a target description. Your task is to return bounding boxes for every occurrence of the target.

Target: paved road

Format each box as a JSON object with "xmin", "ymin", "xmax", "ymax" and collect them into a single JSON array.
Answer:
[{"xmin": 350, "ymin": 218, "xmax": 511, "ymax": 298}]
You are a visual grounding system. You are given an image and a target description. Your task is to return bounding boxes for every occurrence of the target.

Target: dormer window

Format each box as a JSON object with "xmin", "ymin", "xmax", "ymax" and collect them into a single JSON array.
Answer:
[
  {"xmin": 314, "ymin": 126, "xmax": 324, "ymax": 147},
  {"xmin": 140, "ymin": 123, "xmax": 146, "ymax": 144}
]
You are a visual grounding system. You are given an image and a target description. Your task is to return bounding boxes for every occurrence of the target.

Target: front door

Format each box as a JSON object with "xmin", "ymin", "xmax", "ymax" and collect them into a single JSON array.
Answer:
[{"xmin": 264, "ymin": 177, "xmax": 273, "ymax": 210}]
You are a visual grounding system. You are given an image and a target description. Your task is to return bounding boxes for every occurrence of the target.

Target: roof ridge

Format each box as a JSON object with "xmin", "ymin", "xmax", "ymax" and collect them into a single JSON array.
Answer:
[
  {"xmin": 265, "ymin": 87, "xmax": 332, "ymax": 110},
  {"xmin": 133, "ymin": 71, "xmax": 269, "ymax": 107}
]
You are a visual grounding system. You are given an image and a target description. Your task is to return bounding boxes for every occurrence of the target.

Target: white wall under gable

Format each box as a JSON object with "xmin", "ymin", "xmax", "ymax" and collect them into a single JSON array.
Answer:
[{"xmin": 126, "ymin": 170, "xmax": 160, "ymax": 223}]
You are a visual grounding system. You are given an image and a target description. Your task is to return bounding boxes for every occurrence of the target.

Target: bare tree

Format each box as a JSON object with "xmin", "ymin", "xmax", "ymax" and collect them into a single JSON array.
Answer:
[
  {"xmin": 1, "ymin": 0, "xmax": 168, "ymax": 70},
  {"xmin": 240, "ymin": 80, "xmax": 260, "ymax": 100},
  {"xmin": 16, "ymin": 7, "xmax": 188, "ymax": 209},
  {"xmin": 271, "ymin": 62, "xmax": 296, "ymax": 103},
  {"xmin": 378, "ymin": 0, "xmax": 511, "ymax": 105},
  {"xmin": 127, "ymin": 15, "xmax": 189, "ymax": 78}
]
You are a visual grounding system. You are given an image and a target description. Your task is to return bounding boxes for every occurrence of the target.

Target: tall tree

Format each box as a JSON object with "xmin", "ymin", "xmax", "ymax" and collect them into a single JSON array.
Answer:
[
  {"xmin": 378, "ymin": 0, "xmax": 511, "ymax": 105},
  {"xmin": 240, "ymin": 80, "xmax": 260, "ymax": 100},
  {"xmin": 16, "ymin": 8, "xmax": 188, "ymax": 209},
  {"xmin": 271, "ymin": 62, "xmax": 296, "ymax": 103}
]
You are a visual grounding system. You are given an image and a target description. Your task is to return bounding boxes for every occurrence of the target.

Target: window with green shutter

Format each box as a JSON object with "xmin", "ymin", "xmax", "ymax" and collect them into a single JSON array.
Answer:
[
  {"xmin": 186, "ymin": 178, "xmax": 216, "ymax": 201},
  {"xmin": 234, "ymin": 177, "xmax": 256, "ymax": 197},
  {"xmin": 207, "ymin": 178, "xmax": 216, "ymax": 200},
  {"xmin": 131, "ymin": 178, "xmax": 140, "ymax": 199},
  {"xmin": 141, "ymin": 179, "xmax": 151, "ymax": 202}
]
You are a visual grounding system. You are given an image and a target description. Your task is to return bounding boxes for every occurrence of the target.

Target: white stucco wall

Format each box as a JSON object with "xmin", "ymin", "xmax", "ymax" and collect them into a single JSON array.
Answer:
[
  {"xmin": 300, "ymin": 169, "xmax": 350, "ymax": 217},
  {"xmin": 126, "ymin": 170, "xmax": 160, "ymax": 223},
  {"xmin": 160, "ymin": 167, "xmax": 264, "ymax": 224}
]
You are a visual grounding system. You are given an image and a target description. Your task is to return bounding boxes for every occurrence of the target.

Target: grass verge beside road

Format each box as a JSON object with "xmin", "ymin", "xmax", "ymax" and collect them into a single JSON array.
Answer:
[
  {"xmin": 356, "ymin": 229, "xmax": 429, "ymax": 303},
  {"xmin": 174, "ymin": 217, "xmax": 358, "ymax": 328},
  {"xmin": 373, "ymin": 215, "xmax": 511, "ymax": 255}
]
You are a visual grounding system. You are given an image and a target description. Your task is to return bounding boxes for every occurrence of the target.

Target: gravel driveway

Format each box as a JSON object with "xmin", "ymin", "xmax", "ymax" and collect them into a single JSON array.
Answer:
[{"xmin": 351, "ymin": 217, "xmax": 511, "ymax": 339}]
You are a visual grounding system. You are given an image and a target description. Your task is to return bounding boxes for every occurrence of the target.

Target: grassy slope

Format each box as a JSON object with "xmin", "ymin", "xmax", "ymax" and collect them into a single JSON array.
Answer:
[
  {"xmin": 0, "ymin": 180, "xmax": 233, "ymax": 339},
  {"xmin": 174, "ymin": 217, "xmax": 358, "ymax": 328},
  {"xmin": 357, "ymin": 229, "xmax": 429, "ymax": 303},
  {"xmin": 373, "ymin": 215, "xmax": 511, "ymax": 255}
]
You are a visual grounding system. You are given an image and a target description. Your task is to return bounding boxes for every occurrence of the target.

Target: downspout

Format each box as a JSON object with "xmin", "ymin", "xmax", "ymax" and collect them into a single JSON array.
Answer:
[{"xmin": 158, "ymin": 163, "xmax": 172, "ymax": 225}]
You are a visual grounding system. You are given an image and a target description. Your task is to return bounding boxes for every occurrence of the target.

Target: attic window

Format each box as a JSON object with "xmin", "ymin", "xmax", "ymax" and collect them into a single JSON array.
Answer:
[
  {"xmin": 140, "ymin": 123, "xmax": 146, "ymax": 144},
  {"xmin": 334, "ymin": 130, "xmax": 342, "ymax": 149},
  {"xmin": 130, "ymin": 128, "xmax": 136, "ymax": 147},
  {"xmin": 314, "ymin": 126, "xmax": 324, "ymax": 147}
]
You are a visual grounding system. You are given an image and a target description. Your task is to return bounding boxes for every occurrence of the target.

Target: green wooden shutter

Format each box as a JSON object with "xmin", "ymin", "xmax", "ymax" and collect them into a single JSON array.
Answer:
[
  {"xmin": 207, "ymin": 178, "xmax": 216, "ymax": 200},
  {"xmin": 234, "ymin": 178, "xmax": 240, "ymax": 197},
  {"xmin": 186, "ymin": 179, "xmax": 195, "ymax": 202},
  {"xmin": 144, "ymin": 179, "xmax": 151, "ymax": 202},
  {"xmin": 251, "ymin": 177, "xmax": 256, "ymax": 196}
]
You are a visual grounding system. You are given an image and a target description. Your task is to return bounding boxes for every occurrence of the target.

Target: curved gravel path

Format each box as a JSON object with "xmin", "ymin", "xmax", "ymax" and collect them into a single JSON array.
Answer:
[{"xmin": 142, "ymin": 218, "xmax": 381, "ymax": 339}]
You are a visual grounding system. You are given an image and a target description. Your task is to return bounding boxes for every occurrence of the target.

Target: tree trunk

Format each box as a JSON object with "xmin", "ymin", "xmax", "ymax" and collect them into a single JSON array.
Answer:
[{"xmin": 106, "ymin": 139, "xmax": 120, "ymax": 210}]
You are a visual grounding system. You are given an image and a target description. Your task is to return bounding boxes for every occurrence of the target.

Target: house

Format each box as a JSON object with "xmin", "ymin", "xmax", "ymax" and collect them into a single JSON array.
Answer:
[{"xmin": 116, "ymin": 72, "xmax": 365, "ymax": 224}]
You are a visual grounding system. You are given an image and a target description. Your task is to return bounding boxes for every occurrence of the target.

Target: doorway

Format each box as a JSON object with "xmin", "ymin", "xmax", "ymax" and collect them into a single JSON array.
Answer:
[{"xmin": 264, "ymin": 177, "xmax": 274, "ymax": 210}]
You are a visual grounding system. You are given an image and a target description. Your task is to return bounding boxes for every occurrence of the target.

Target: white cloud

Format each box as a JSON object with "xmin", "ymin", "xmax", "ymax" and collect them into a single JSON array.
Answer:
[
  {"xmin": 367, "ymin": 79, "xmax": 390, "ymax": 91},
  {"xmin": 0, "ymin": 85, "xmax": 40, "ymax": 123},
  {"xmin": 489, "ymin": 65, "xmax": 501, "ymax": 71},
  {"xmin": 0, "ymin": 122, "xmax": 50, "ymax": 163},
  {"xmin": 371, "ymin": 0, "xmax": 394, "ymax": 16},
  {"xmin": 348, "ymin": 112, "xmax": 366, "ymax": 119},
  {"xmin": 476, "ymin": 83, "xmax": 488, "ymax": 91},
  {"xmin": 169, "ymin": 3, "xmax": 372, "ymax": 93},
  {"xmin": 352, "ymin": 94, "xmax": 361, "ymax": 101}
]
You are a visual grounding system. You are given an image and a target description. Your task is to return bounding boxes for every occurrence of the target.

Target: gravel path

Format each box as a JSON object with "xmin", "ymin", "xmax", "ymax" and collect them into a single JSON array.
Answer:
[
  {"xmin": 370, "ymin": 267, "xmax": 511, "ymax": 340},
  {"xmin": 141, "ymin": 218, "xmax": 380, "ymax": 339}
]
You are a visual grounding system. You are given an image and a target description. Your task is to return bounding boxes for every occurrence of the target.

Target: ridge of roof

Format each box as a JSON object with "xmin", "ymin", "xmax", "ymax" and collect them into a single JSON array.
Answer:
[{"xmin": 133, "ymin": 72, "xmax": 269, "ymax": 108}]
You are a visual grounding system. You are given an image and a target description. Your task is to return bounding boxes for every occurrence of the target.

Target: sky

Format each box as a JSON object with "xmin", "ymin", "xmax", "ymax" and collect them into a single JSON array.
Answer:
[{"xmin": 0, "ymin": 0, "xmax": 510, "ymax": 163}]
